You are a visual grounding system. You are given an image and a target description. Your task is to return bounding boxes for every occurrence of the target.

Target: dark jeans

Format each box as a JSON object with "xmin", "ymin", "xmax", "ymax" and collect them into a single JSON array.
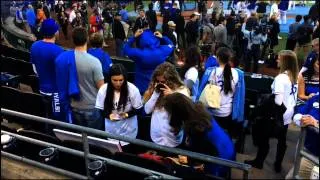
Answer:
[
  {"xmin": 115, "ymin": 38, "xmax": 124, "ymax": 57},
  {"xmin": 245, "ymin": 44, "xmax": 261, "ymax": 73},
  {"xmin": 286, "ymin": 38, "xmax": 297, "ymax": 51},
  {"xmin": 72, "ymin": 108, "xmax": 104, "ymax": 130},
  {"xmin": 177, "ymin": 31, "xmax": 186, "ymax": 49},
  {"xmin": 255, "ymin": 125, "xmax": 288, "ymax": 164}
]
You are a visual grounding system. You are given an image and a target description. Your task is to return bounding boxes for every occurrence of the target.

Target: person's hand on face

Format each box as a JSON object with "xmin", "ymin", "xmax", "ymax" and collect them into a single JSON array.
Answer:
[
  {"xmin": 160, "ymin": 83, "xmax": 173, "ymax": 96},
  {"xmin": 135, "ymin": 29, "xmax": 143, "ymax": 38},
  {"xmin": 154, "ymin": 31, "xmax": 163, "ymax": 38}
]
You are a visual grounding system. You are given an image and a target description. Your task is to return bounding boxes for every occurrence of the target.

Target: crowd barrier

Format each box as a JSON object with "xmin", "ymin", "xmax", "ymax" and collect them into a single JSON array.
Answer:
[
  {"xmin": 292, "ymin": 126, "xmax": 319, "ymax": 179},
  {"xmin": 1, "ymin": 108, "xmax": 251, "ymax": 179}
]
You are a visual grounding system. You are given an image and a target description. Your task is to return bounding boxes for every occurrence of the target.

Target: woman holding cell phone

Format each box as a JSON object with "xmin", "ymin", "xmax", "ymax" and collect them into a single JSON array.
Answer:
[
  {"xmin": 95, "ymin": 64, "xmax": 143, "ymax": 138},
  {"xmin": 144, "ymin": 62, "xmax": 190, "ymax": 148}
]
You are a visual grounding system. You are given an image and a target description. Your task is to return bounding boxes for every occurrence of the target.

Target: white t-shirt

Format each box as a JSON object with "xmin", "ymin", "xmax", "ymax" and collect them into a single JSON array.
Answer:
[
  {"xmin": 208, "ymin": 67, "xmax": 239, "ymax": 117},
  {"xmin": 145, "ymin": 87, "xmax": 190, "ymax": 147},
  {"xmin": 271, "ymin": 73, "xmax": 297, "ymax": 125},
  {"xmin": 69, "ymin": 10, "xmax": 76, "ymax": 23},
  {"xmin": 184, "ymin": 67, "xmax": 199, "ymax": 101},
  {"xmin": 270, "ymin": 3, "xmax": 279, "ymax": 18},
  {"xmin": 95, "ymin": 82, "xmax": 143, "ymax": 138}
]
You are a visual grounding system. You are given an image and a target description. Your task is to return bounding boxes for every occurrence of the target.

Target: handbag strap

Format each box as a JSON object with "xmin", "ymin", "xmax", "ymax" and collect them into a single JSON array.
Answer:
[{"xmin": 209, "ymin": 68, "xmax": 217, "ymax": 85}]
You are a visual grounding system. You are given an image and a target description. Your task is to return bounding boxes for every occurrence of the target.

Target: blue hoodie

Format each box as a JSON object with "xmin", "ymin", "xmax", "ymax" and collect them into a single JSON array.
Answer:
[
  {"xmin": 196, "ymin": 67, "xmax": 245, "ymax": 122},
  {"xmin": 87, "ymin": 48, "xmax": 113, "ymax": 77},
  {"xmin": 189, "ymin": 119, "xmax": 235, "ymax": 177},
  {"xmin": 55, "ymin": 50, "xmax": 80, "ymax": 123},
  {"xmin": 123, "ymin": 29, "xmax": 174, "ymax": 93},
  {"xmin": 296, "ymin": 95, "xmax": 319, "ymax": 157},
  {"xmin": 204, "ymin": 55, "xmax": 219, "ymax": 70}
]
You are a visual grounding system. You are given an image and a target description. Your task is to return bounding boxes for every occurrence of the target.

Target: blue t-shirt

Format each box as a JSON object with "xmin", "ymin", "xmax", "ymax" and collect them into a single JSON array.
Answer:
[
  {"xmin": 87, "ymin": 48, "xmax": 113, "ymax": 77},
  {"xmin": 205, "ymin": 55, "xmax": 219, "ymax": 70},
  {"xmin": 296, "ymin": 95, "xmax": 319, "ymax": 157},
  {"xmin": 30, "ymin": 41, "xmax": 64, "ymax": 93}
]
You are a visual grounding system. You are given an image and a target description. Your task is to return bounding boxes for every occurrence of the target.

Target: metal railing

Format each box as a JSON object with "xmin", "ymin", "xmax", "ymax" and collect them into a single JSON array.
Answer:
[
  {"xmin": 292, "ymin": 126, "xmax": 319, "ymax": 179},
  {"xmin": 1, "ymin": 108, "xmax": 251, "ymax": 179}
]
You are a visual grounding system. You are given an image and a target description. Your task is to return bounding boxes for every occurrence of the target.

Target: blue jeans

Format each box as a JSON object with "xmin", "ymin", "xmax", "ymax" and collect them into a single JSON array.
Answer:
[{"xmin": 71, "ymin": 108, "xmax": 103, "ymax": 130}]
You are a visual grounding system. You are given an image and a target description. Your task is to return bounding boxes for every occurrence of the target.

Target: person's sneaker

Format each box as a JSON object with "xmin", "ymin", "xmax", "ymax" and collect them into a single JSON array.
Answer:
[
  {"xmin": 274, "ymin": 162, "xmax": 282, "ymax": 173},
  {"xmin": 258, "ymin": 60, "xmax": 264, "ymax": 64},
  {"xmin": 278, "ymin": 36, "xmax": 282, "ymax": 40},
  {"xmin": 244, "ymin": 159, "xmax": 263, "ymax": 169}
]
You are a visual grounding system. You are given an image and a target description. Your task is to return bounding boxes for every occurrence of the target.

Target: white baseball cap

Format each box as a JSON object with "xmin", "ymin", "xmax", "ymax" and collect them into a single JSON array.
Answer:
[
  {"xmin": 168, "ymin": 21, "xmax": 176, "ymax": 27},
  {"xmin": 193, "ymin": 11, "xmax": 201, "ymax": 16}
]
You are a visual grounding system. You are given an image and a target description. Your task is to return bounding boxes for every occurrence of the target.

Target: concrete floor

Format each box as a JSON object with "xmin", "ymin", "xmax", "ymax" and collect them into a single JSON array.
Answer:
[{"xmin": 232, "ymin": 124, "xmax": 301, "ymax": 179}]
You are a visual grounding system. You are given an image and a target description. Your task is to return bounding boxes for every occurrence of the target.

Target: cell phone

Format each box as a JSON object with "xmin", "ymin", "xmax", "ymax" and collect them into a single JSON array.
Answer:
[{"xmin": 156, "ymin": 83, "xmax": 166, "ymax": 91}]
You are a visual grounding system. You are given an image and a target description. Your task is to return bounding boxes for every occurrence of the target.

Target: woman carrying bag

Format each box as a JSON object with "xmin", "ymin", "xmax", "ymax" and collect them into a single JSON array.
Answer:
[
  {"xmin": 245, "ymin": 50, "xmax": 299, "ymax": 173},
  {"xmin": 196, "ymin": 47, "xmax": 245, "ymax": 139}
]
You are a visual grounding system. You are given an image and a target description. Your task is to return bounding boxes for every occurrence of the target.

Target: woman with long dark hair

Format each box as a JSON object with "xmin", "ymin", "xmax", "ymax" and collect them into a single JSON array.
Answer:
[
  {"xmin": 298, "ymin": 54, "xmax": 319, "ymax": 101},
  {"xmin": 198, "ymin": 47, "xmax": 239, "ymax": 135},
  {"xmin": 95, "ymin": 64, "xmax": 143, "ymax": 138},
  {"xmin": 162, "ymin": 93, "xmax": 235, "ymax": 177},
  {"xmin": 180, "ymin": 45, "xmax": 200, "ymax": 101}
]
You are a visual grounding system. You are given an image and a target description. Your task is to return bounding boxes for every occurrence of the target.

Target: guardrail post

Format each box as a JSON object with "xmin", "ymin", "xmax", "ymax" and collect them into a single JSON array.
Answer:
[
  {"xmin": 82, "ymin": 132, "xmax": 90, "ymax": 179},
  {"xmin": 292, "ymin": 127, "xmax": 307, "ymax": 179},
  {"xmin": 243, "ymin": 170, "xmax": 249, "ymax": 179}
]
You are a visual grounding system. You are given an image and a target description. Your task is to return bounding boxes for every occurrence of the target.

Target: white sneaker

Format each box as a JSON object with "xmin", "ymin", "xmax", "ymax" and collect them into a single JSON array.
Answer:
[
  {"xmin": 258, "ymin": 60, "xmax": 264, "ymax": 64},
  {"xmin": 278, "ymin": 36, "xmax": 282, "ymax": 40}
]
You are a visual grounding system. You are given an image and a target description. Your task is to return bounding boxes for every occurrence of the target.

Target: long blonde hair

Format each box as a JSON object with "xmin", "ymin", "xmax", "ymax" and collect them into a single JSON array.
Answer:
[
  {"xmin": 143, "ymin": 62, "xmax": 185, "ymax": 104},
  {"xmin": 278, "ymin": 50, "xmax": 299, "ymax": 83}
]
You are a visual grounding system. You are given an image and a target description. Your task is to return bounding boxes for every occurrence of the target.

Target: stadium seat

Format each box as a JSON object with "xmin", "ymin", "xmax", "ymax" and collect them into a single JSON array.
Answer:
[
  {"xmin": 19, "ymin": 91, "xmax": 47, "ymax": 131},
  {"xmin": 0, "ymin": 44, "xmax": 30, "ymax": 61},
  {"xmin": 111, "ymin": 56, "xmax": 135, "ymax": 72},
  {"xmin": 1, "ymin": 86, "xmax": 21, "ymax": 112},
  {"xmin": 1, "ymin": 56, "xmax": 34, "ymax": 76},
  {"xmin": 19, "ymin": 75, "xmax": 40, "ymax": 93},
  {"xmin": 127, "ymin": 72, "xmax": 135, "ymax": 83},
  {"xmin": 108, "ymin": 152, "xmax": 173, "ymax": 179},
  {"xmin": 1, "ymin": 72, "xmax": 20, "ymax": 88}
]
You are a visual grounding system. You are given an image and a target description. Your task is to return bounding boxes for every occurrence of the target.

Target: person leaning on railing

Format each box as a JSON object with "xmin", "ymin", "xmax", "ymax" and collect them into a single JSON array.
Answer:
[
  {"xmin": 161, "ymin": 93, "xmax": 235, "ymax": 178},
  {"xmin": 297, "ymin": 53, "xmax": 319, "ymax": 102},
  {"xmin": 286, "ymin": 94, "xmax": 319, "ymax": 179}
]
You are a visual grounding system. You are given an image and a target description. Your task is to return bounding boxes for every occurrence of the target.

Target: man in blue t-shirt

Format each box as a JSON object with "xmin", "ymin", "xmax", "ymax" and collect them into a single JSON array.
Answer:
[
  {"xmin": 88, "ymin": 33, "xmax": 113, "ymax": 78},
  {"xmin": 30, "ymin": 18, "xmax": 64, "ymax": 120}
]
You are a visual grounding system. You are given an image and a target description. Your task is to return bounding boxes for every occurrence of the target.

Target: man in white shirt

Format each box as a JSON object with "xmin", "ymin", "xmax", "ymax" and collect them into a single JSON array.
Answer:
[{"xmin": 69, "ymin": 4, "xmax": 77, "ymax": 23}]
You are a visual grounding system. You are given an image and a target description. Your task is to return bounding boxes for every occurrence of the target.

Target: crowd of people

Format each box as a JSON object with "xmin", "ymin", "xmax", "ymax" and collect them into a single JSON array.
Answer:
[{"xmin": 5, "ymin": 0, "xmax": 319, "ymax": 179}]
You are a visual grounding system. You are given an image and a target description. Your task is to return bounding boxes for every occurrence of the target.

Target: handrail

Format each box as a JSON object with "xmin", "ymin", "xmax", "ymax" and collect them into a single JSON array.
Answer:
[
  {"xmin": 1, "ymin": 130, "xmax": 179, "ymax": 179},
  {"xmin": 1, "ymin": 108, "xmax": 251, "ymax": 179},
  {"xmin": 292, "ymin": 126, "xmax": 319, "ymax": 179},
  {"xmin": 1, "ymin": 151, "xmax": 88, "ymax": 180}
]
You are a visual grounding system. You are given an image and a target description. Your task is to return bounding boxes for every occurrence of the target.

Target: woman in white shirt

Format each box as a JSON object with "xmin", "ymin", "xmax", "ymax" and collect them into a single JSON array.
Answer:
[
  {"xmin": 144, "ymin": 62, "xmax": 190, "ymax": 147},
  {"xmin": 180, "ymin": 45, "xmax": 200, "ymax": 101},
  {"xmin": 95, "ymin": 64, "xmax": 143, "ymax": 139},
  {"xmin": 269, "ymin": 1, "xmax": 280, "ymax": 19},
  {"xmin": 206, "ymin": 47, "xmax": 239, "ymax": 136},
  {"xmin": 245, "ymin": 50, "xmax": 299, "ymax": 173}
]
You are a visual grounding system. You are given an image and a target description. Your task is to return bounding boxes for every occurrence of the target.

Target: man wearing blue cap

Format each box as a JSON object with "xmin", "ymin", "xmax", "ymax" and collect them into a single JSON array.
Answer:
[{"xmin": 30, "ymin": 18, "xmax": 64, "ymax": 121}]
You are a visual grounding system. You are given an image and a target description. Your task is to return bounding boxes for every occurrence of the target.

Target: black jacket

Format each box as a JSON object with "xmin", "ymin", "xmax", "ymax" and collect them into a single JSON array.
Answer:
[
  {"xmin": 146, "ymin": 10, "xmax": 157, "ymax": 32},
  {"xmin": 113, "ymin": 19, "xmax": 126, "ymax": 40}
]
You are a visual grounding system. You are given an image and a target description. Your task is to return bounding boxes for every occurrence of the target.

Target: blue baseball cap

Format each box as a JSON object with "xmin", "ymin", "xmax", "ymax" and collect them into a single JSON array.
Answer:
[{"xmin": 40, "ymin": 18, "xmax": 59, "ymax": 37}]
